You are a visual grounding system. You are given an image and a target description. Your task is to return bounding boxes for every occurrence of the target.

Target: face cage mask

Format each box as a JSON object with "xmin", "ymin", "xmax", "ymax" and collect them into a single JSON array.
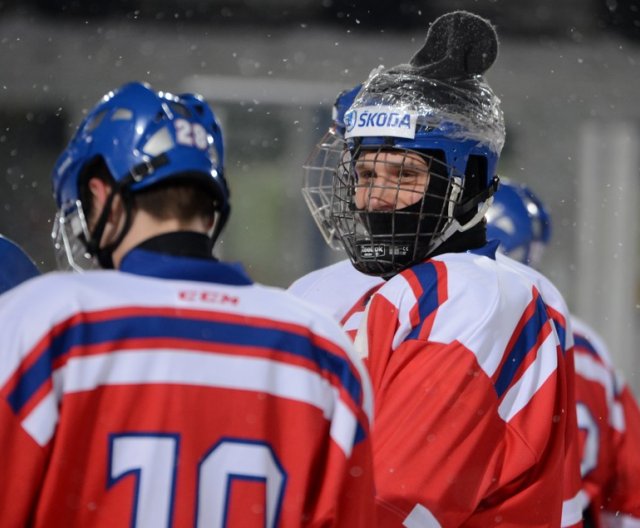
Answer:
[
  {"xmin": 51, "ymin": 200, "xmax": 99, "ymax": 272},
  {"xmin": 302, "ymin": 128, "xmax": 345, "ymax": 250},
  {"xmin": 330, "ymin": 145, "xmax": 465, "ymax": 277}
]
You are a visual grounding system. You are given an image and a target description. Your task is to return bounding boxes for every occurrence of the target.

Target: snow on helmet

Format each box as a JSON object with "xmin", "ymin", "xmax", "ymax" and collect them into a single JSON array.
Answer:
[{"xmin": 330, "ymin": 11, "xmax": 505, "ymax": 277}]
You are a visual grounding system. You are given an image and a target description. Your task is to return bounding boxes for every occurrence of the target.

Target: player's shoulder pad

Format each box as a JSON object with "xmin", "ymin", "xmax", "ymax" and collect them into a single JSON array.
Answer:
[{"xmin": 0, "ymin": 236, "xmax": 40, "ymax": 295}]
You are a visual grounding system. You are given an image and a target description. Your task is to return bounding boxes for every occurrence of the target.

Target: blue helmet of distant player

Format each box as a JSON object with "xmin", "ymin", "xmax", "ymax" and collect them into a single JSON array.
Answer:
[
  {"xmin": 51, "ymin": 82, "xmax": 229, "ymax": 270},
  {"xmin": 329, "ymin": 11, "xmax": 505, "ymax": 276},
  {"xmin": 485, "ymin": 179, "xmax": 551, "ymax": 267},
  {"xmin": 0, "ymin": 236, "xmax": 40, "ymax": 294},
  {"xmin": 332, "ymin": 84, "xmax": 362, "ymax": 136}
]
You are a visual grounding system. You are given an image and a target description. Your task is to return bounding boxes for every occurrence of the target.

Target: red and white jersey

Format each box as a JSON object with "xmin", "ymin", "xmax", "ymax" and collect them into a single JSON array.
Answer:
[
  {"xmin": 288, "ymin": 259, "xmax": 384, "ymax": 338},
  {"xmin": 0, "ymin": 249, "xmax": 375, "ymax": 527},
  {"xmin": 497, "ymin": 253, "xmax": 583, "ymax": 527},
  {"xmin": 571, "ymin": 316, "xmax": 640, "ymax": 527},
  {"xmin": 357, "ymin": 248, "xmax": 570, "ymax": 527},
  {"xmin": 291, "ymin": 245, "xmax": 572, "ymax": 527}
]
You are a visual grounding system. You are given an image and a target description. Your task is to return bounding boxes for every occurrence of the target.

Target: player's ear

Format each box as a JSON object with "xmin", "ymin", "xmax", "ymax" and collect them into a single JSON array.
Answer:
[
  {"xmin": 87, "ymin": 177, "xmax": 110, "ymax": 212},
  {"xmin": 86, "ymin": 177, "xmax": 120, "ymax": 227}
]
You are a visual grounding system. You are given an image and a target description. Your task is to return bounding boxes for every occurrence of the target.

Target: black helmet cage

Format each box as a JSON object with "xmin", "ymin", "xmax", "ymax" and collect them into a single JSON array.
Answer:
[
  {"xmin": 331, "ymin": 141, "xmax": 465, "ymax": 278},
  {"xmin": 326, "ymin": 57, "xmax": 504, "ymax": 277}
]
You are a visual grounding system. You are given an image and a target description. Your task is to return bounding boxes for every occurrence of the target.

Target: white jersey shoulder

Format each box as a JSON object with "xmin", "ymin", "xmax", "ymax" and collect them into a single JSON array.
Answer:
[
  {"xmin": 0, "ymin": 269, "xmax": 366, "ymax": 397},
  {"xmin": 374, "ymin": 251, "xmax": 548, "ymax": 379},
  {"xmin": 288, "ymin": 259, "xmax": 384, "ymax": 321},
  {"xmin": 496, "ymin": 253, "xmax": 570, "ymax": 320},
  {"xmin": 496, "ymin": 253, "xmax": 574, "ymax": 350}
]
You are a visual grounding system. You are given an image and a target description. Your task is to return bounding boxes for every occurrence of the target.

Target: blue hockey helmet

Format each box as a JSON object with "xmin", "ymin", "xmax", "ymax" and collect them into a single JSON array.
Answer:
[
  {"xmin": 51, "ymin": 82, "xmax": 229, "ymax": 270},
  {"xmin": 0, "ymin": 236, "xmax": 40, "ymax": 294},
  {"xmin": 332, "ymin": 84, "xmax": 362, "ymax": 135},
  {"xmin": 329, "ymin": 11, "xmax": 505, "ymax": 277},
  {"xmin": 485, "ymin": 179, "xmax": 551, "ymax": 267}
]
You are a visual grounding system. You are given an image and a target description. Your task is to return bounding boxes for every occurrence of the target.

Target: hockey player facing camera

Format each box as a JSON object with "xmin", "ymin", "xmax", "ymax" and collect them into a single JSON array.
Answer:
[
  {"xmin": 487, "ymin": 180, "xmax": 640, "ymax": 527},
  {"xmin": 0, "ymin": 82, "xmax": 375, "ymax": 526},
  {"xmin": 291, "ymin": 11, "xmax": 582, "ymax": 527}
]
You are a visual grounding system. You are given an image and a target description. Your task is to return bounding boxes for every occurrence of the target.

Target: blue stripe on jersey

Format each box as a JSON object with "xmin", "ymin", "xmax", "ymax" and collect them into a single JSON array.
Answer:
[
  {"xmin": 495, "ymin": 293, "xmax": 550, "ymax": 399},
  {"xmin": 406, "ymin": 262, "xmax": 440, "ymax": 341},
  {"xmin": 7, "ymin": 315, "xmax": 363, "ymax": 416},
  {"xmin": 554, "ymin": 319, "xmax": 567, "ymax": 356},
  {"xmin": 574, "ymin": 334, "xmax": 599, "ymax": 358}
]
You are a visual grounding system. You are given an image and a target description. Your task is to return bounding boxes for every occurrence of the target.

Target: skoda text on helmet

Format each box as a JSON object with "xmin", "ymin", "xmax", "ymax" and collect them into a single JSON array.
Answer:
[
  {"xmin": 486, "ymin": 179, "xmax": 552, "ymax": 267},
  {"xmin": 302, "ymin": 84, "xmax": 362, "ymax": 249},
  {"xmin": 51, "ymin": 82, "xmax": 229, "ymax": 271},
  {"xmin": 328, "ymin": 11, "xmax": 506, "ymax": 277}
]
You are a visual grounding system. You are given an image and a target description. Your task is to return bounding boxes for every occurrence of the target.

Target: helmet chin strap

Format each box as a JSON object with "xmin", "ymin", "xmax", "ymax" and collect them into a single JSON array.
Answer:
[
  {"xmin": 85, "ymin": 154, "xmax": 170, "ymax": 269},
  {"xmin": 84, "ymin": 183, "xmax": 135, "ymax": 269},
  {"xmin": 96, "ymin": 190, "xmax": 135, "ymax": 269}
]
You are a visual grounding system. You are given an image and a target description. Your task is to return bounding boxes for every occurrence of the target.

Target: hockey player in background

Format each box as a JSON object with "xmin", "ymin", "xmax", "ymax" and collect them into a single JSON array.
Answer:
[
  {"xmin": 486, "ymin": 180, "xmax": 640, "ymax": 527},
  {"xmin": 0, "ymin": 235, "xmax": 40, "ymax": 294},
  {"xmin": 291, "ymin": 10, "xmax": 581, "ymax": 527},
  {"xmin": 0, "ymin": 82, "xmax": 376, "ymax": 526}
]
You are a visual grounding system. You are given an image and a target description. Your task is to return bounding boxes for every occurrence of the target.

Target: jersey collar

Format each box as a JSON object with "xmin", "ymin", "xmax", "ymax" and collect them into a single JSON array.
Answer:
[
  {"xmin": 119, "ymin": 247, "xmax": 253, "ymax": 286},
  {"xmin": 468, "ymin": 239, "xmax": 500, "ymax": 260}
]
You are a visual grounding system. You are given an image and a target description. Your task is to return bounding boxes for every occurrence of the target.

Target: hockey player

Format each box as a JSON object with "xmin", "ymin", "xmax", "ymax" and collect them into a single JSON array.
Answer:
[
  {"xmin": 293, "ymin": 11, "xmax": 580, "ymax": 526},
  {"xmin": 294, "ymin": 88, "xmax": 584, "ymax": 527},
  {"xmin": 0, "ymin": 235, "xmax": 40, "ymax": 294},
  {"xmin": 486, "ymin": 179, "xmax": 640, "ymax": 527},
  {"xmin": 0, "ymin": 82, "xmax": 375, "ymax": 526}
]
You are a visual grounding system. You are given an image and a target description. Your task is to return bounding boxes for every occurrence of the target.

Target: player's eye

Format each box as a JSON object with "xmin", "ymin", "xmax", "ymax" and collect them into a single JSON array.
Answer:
[
  {"xmin": 400, "ymin": 170, "xmax": 418, "ymax": 180},
  {"xmin": 355, "ymin": 168, "xmax": 375, "ymax": 182}
]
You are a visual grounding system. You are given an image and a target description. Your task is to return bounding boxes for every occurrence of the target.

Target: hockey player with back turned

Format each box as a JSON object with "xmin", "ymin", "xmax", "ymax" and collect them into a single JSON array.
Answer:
[
  {"xmin": 293, "ymin": 11, "xmax": 580, "ymax": 527},
  {"xmin": 0, "ymin": 82, "xmax": 375, "ymax": 526}
]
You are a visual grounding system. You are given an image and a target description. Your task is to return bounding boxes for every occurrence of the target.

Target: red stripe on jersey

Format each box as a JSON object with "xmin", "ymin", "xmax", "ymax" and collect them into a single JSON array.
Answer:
[
  {"xmin": 491, "ymin": 287, "xmax": 540, "ymax": 388},
  {"xmin": 547, "ymin": 305, "xmax": 567, "ymax": 336},
  {"xmin": 499, "ymin": 319, "xmax": 554, "ymax": 407},
  {"xmin": 2, "ymin": 305, "xmax": 358, "ymax": 399},
  {"xmin": 46, "ymin": 336, "xmax": 368, "ymax": 430},
  {"xmin": 3, "ymin": 307, "xmax": 369, "ymax": 436}
]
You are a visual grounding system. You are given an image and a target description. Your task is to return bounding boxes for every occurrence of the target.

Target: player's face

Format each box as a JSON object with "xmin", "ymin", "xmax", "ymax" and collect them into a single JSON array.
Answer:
[{"xmin": 354, "ymin": 150, "xmax": 430, "ymax": 211}]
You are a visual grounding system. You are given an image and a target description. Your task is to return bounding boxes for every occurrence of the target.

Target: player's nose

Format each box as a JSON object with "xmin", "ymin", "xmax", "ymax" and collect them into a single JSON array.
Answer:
[{"xmin": 363, "ymin": 180, "xmax": 395, "ymax": 211}]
